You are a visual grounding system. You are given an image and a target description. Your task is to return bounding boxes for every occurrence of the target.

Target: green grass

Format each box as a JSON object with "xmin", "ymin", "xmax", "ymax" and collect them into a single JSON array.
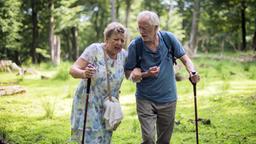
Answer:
[{"xmin": 0, "ymin": 53, "xmax": 256, "ymax": 143}]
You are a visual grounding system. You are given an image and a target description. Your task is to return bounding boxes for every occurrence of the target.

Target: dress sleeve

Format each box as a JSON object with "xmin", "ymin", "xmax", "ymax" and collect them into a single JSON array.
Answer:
[{"xmin": 79, "ymin": 43, "xmax": 98, "ymax": 63}]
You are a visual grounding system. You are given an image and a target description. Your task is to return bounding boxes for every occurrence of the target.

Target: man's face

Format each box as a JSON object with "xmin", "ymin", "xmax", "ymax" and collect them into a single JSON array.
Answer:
[{"xmin": 137, "ymin": 16, "xmax": 157, "ymax": 42}]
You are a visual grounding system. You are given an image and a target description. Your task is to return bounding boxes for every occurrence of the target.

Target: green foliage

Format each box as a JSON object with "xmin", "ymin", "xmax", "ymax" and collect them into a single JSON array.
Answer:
[
  {"xmin": 222, "ymin": 80, "xmax": 230, "ymax": 91},
  {"xmin": 36, "ymin": 48, "xmax": 51, "ymax": 59},
  {"xmin": 0, "ymin": 0, "xmax": 256, "ymax": 64},
  {"xmin": 141, "ymin": 0, "xmax": 165, "ymax": 16},
  {"xmin": 0, "ymin": 0, "xmax": 22, "ymax": 59},
  {"xmin": 120, "ymin": 79, "xmax": 135, "ymax": 96},
  {"xmin": 161, "ymin": 8, "xmax": 186, "ymax": 41},
  {"xmin": 41, "ymin": 96, "xmax": 56, "ymax": 119},
  {"xmin": 53, "ymin": 62, "xmax": 71, "ymax": 81},
  {"xmin": 244, "ymin": 62, "xmax": 256, "ymax": 80},
  {"xmin": 0, "ymin": 126, "xmax": 10, "ymax": 144}
]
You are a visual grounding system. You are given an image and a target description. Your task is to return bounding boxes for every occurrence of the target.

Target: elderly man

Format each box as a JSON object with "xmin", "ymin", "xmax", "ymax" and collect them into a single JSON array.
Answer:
[{"xmin": 125, "ymin": 11, "xmax": 200, "ymax": 144}]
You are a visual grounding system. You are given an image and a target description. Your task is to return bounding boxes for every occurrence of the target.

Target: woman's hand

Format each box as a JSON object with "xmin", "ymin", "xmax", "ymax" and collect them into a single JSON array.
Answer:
[
  {"xmin": 130, "ymin": 68, "xmax": 142, "ymax": 82},
  {"xmin": 83, "ymin": 64, "xmax": 96, "ymax": 79}
]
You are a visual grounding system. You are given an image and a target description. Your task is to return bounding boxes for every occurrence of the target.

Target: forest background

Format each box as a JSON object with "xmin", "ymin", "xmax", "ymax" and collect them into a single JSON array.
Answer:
[{"xmin": 1, "ymin": 0, "xmax": 256, "ymax": 63}]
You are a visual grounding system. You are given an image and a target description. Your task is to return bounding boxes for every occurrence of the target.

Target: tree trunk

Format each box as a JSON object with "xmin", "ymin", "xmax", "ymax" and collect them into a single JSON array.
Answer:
[
  {"xmin": 51, "ymin": 35, "xmax": 60, "ymax": 65},
  {"xmin": 63, "ymin": 29, "xmax": 72, "ymax": 60},
  {"xmin": 124, "ymin": 0, "xmax": 132, "ymax": 48},
  {"xmin": 164, "ymin": 5, "xmax": 170, "ymax": 31},
  {"xmin": 48, "ymin": 0, "xmax": 60, "ymax": 65},
  {"xmin": 188, "ymin": 0, "xmax": 200, "ymax": 57},
  {"xmin": 71, "ymin": 26, "xmax": 79, "ymax": 60},
  {"xmin": 31, "ymin": 0, "xmax": 38, "ymax": 63},
  {"xmin": 124, "ymin": 0, "xmax": 130, "ymax": 27},
  {"xmin": 49, "ymin": 0, "xmax": 55, "ymax": 63},
  {"xmin": 164, "ymin": 3, "xmax": 174, "ymax": 31},
  {"xmin": 110, "ymin": 0, "xmax": 116, "ymax": 22},
  {"xmin": 14, "ymin": 50, "xmax": 21, "ymax": 65},
  {"xmin": 116, "ymin": 0, "xmax": 120, "ymax": 20},
  {"xmin": 240, "ymin": 0, "xmax": 246, "ymax": 51},
  {"xmin": 252, "ymin": 17, "xmax": 256, "ymax": 51},
  {"xmin": 94, "ymin": 11, "xmax": 101, "ymax": 40}
]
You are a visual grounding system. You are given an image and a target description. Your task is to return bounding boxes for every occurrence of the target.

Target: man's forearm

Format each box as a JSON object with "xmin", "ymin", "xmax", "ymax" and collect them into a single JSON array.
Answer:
[
  {"xmin": 141, "ymin": 71, "xmax": 149, "ymax": 78},
  {"xmin": 180, "ymin": 55, "xmax": 196, "ymax": 73}
]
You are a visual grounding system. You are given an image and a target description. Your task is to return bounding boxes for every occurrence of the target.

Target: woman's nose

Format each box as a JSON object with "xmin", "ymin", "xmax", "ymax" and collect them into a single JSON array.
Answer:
[{"xmin": 117, "ymin": 39, "xmax": 123, "ymax": 45}]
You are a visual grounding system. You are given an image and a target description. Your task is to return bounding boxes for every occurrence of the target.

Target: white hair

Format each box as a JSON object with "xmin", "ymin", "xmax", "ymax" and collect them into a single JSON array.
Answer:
[
  {"xmin": 103, "ymin": 22, "xmax": 127, "ymax": 41},
  {"xmin": 137, "ymin": 11, "xmax": 160, "ymax": 27}
]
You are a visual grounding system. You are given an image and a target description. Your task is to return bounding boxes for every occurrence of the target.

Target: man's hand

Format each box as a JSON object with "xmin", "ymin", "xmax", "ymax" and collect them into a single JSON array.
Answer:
[
  {"xmin": 146, "ymin": 66, "xmax": 160, "ymax": 77},
  {"xmin": 189, "ymin": 72, "xmax": 200, "ymax": 84},
  {"xmin": 129, "ymin": 66, "xmax": 161, "ymax": 83}
]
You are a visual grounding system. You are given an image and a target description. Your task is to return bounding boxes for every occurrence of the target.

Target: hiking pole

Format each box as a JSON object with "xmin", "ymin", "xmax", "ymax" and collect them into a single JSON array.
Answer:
[
  {"xmin": 81, "ymin": 78, "xmax": 91, "ymax": 144},
  {"xmin": 189, "ymin": 72, "xmax": 199, "ymax": 144}
]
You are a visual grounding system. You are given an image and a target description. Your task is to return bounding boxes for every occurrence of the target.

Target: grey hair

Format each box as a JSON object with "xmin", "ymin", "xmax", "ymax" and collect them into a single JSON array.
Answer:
[
  {"xmin": 103, "ymin": 22, "xmax": 127, "ymax": 41},
  {"xmin": 137, "ymin": 11, "xmax": 160, "ymax": 27}
]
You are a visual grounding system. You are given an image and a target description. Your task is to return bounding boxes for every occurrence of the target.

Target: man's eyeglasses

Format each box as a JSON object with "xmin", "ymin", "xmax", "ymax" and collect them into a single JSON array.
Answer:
[{"xmin": 137, "ymin": 25, "xmax": 156, "ymax": 32}]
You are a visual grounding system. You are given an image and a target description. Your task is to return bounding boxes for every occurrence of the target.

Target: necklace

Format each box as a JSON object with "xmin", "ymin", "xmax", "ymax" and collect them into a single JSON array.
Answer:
[{"xmin": 103, "ymin": 45, "xmax": 116, "ymax": 67}]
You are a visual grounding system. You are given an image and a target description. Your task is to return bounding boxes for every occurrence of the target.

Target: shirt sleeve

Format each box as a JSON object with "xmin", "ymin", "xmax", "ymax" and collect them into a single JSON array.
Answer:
[
  {"xmin": 124, "ymin": 40, "xmax": 137, "ymax": 71},
  {"xmin": 167, "ymin": 32, "xmax": 186, "ymax": 58}
]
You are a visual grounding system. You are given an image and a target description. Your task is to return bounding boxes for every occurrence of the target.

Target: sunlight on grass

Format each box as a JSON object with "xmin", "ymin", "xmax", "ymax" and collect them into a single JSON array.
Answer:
[
  {"xmin": 0, "ymin": 54, "xmax": 256, "ymax": 143},
  {"xmin": 120, "ymin": 79, "xmax": 136, "ymax": 96}
]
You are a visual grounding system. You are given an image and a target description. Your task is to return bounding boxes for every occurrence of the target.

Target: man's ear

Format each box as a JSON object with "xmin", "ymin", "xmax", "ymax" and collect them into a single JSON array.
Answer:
[{"xmin": 154, "ymin": 25, "xmax": 158, "ymax": 31}]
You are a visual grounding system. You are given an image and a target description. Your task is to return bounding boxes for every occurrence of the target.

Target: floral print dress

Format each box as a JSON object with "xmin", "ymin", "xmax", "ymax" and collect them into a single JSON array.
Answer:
[{"xmin": 70, "ymin": 43, "xmax": 127, "ymax": 144}]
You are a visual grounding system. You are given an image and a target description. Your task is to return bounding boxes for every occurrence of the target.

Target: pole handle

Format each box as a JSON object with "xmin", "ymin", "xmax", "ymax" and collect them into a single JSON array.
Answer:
[{"xmin": 189, "ymin": 72, "xmax": 197, "ymax": 86}]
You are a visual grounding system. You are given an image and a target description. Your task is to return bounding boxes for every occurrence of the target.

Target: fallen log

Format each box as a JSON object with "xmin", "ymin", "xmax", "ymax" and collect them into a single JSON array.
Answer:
[
  {"xmin": 0, "ymin": 85, "xmax": 26, "ymax": 96},
  {"xmin": 0, "ymin": 60, "xmax": 23, "ymax": 75}
]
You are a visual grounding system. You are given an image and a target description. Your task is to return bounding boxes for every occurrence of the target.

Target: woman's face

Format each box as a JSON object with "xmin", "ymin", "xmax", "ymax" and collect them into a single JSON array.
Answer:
[{"xmin": 105, "ymin": 33, "xmax": 125, "ymax": 54}]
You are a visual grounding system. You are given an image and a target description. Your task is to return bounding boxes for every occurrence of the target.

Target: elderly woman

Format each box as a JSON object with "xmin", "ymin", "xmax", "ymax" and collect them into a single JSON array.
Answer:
[{"xmin": 69, "ymin": 22, "xmax": 127, "ymax": 144}]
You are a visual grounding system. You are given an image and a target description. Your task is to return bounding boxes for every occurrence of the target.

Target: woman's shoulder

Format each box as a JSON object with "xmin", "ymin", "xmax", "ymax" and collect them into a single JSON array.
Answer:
[
  {"xmin": 80, "ymin": 43, "xmax": 103, "ymax": 61},
  {"xmin": 118, "ymin": 49, "xmax": 127, "ymax": 61},
  {"xmin": 86, "ymin": 43, "xmax": 103, "ymax": 50},
  {"xmin": 120, "ymin": 49, "xmax": 127, "ymax": 56}
]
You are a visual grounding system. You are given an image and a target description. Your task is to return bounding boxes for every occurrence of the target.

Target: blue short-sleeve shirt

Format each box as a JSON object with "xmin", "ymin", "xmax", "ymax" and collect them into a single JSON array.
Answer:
[{"xmin": 124, "ymin": 31, "xmax": 185, "ymax": 103}]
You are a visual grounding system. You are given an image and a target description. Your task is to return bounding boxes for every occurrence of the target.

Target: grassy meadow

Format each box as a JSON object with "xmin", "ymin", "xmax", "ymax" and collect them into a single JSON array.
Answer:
[{"xmin": 0, "ymin": 52, "xmax": 256, "ymax": 144}]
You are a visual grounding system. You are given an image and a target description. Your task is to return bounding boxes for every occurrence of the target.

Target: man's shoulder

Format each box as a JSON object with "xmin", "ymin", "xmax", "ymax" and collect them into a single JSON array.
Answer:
[
  {"xmin": 127, "ymin": 39, "xmax": 137, "ymax": 49},
  {"xmin": 133, "ymin": 36, "xmax": 142, "ymax": 44},
  {"xmin": 159, "ymin": 31, "xmax": 175, "ymax": 39}
]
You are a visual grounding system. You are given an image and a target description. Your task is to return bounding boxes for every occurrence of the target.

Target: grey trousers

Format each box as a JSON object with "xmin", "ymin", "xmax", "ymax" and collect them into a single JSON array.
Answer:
[{"xmin": 136, "ymin": 98, "xmax": 176, "ymax": 144}]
